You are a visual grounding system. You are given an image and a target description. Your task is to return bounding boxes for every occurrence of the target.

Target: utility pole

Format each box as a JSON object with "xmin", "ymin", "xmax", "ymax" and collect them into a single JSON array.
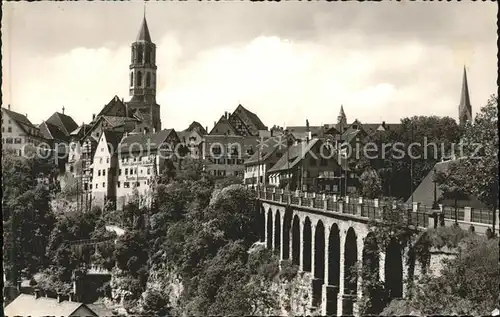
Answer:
[
  {"xmin": 257, "ymin": 139, "xmax": 261, "ymax": 192},
  {"xmin": 410, "ymin": 122, "xmax": 414, "ymax": 205}
]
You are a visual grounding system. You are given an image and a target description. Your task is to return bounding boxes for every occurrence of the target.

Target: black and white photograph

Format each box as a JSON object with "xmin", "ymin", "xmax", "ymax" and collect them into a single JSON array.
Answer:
[{"xmin": 2, "ymin": 1, "xmax": 498, "ymax": 316}]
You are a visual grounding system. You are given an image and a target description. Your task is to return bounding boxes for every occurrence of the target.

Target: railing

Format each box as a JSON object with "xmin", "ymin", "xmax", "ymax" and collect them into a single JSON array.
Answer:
[
  {"xmin": 442, "ymin": 206, "xmax": 465, "ymax": 221},
  {"xmin": 313, "ymin": 198, "xmax": 324, "ymax": 209},
  {"xmin": 471, "ymin": 208, "xmax": 494, "ymax": 224},
  {"xmin": 252, "ymin": 187, "xmax": 497, "ymax": 228}
]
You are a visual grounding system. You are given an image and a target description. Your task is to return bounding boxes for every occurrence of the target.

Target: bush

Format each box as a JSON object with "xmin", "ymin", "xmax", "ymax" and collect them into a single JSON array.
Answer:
[{"xmin": 278, "ymin": 260, "xmax": 299, "ymax": 281}]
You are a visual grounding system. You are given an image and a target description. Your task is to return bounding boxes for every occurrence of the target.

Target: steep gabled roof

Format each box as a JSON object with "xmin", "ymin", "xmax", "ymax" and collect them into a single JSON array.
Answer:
[
  {"xmin": 96, "ymin": 95, "xmax": 129, "ymax": 119},
  {"xmin": 46, "ymin": 112, "xmax": 78, "ymax": 136},
  {"xmin": 118, "ymin": 129, "xmax": 177, "ymax": 154},
  {"xmin": 70, "ymin": 124, "xmax": 90, "ymax": 137},
  {"xmin": 209, "ymin": 115, "xmax": 238, "ymax": 135},
  {"xmin": 103, "ymin": 130, "xmax": 125, "ymax": 155},
  {"xmin": 234, "ymin": 104, "xmax": 267, "ymax": 131},
  {"xmin": 267, "ymin": 139, "xmax": 319, "ymax": 173},
  {"xmin": 39, "ymin": 121, "xmax": 68, "ymax": 141},
  {"xmin": 1, "ymin": 107, "xmax": 41, "ymax": 137},
  {"xmin": 102, "ymin": 115, "xmax": 138, "ymax": 128},
  {"xmin": 245, "ymin": 136, "xmax": 284, "ymax": 165},
  {"xmin": 405, "ymin": 158, "xmax": 489, "ymax": 208},
  {"xmin": 184, "ymin": 121, "xmax": 207, "ymax": 135},
  {"xmin": 4, "ymin": 294, "xmax": 97, "ymax": 317}
]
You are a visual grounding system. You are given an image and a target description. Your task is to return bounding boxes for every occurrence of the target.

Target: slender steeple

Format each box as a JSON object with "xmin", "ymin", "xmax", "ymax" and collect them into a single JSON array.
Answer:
[
  {"xmin": 136, "ymin": 7, "xmax": 152, "ymax": 43},
  {"xmin": 458, "ymin": 66, "xmax": 472, "ymax": 125},
  {"xmin": 337, "ymin": 105, "xmax": 347, "ymax": 133}
]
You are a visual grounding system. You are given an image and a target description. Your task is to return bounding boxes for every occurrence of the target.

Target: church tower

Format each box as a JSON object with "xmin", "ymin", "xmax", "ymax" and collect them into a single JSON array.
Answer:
[
  {"xmin": 337, "ymin": 105, "xmax": 347, "ymax": 133},
  {"xmin": 458, "ymin": 66, "xmax": 472, "ymax": 125},
  {"xmin": 126, "ymin": 13, "xmax": 161, "ymax": 132}
]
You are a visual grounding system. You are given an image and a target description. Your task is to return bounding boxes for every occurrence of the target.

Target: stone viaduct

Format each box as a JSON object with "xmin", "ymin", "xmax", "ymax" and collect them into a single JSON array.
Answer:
[{"xmin": 256, "ymin": 187, "xmax": 497, "ymax": 316}]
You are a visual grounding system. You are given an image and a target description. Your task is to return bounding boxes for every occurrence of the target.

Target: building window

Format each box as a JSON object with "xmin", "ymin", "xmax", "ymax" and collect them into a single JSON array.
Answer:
[
  {"xmin": 119, "ymin": 169, "xmax": 122, "ymax": 175},
  {"xmin": 140, "ymin": 169, "xmax": 143, "ymax": 174},
  {"xmin": 145, "ymin": 48, "xmax": 151, "ymax": 63},
  {"xmin": 146, "ymin": 72, "xmax": 151, "ymax": 87},
  {"xmin": 124, "ymin": 182, "xmax": 130, "ymax": 188},
  {"xmin": 137, "ymin": 71, "xmax": 142, "ymax": 87},
  {"xmin": 98, "ymin": 170, "xmax": 101, "ymax": 176},
  {"xmin": 106, "ymin": 157, "xmax": 109, "ymax": 163},
  {"xmin": 96, "ymin": 183, "xmax": 98, "ymax": 189},
  {"xmin": 70, "ymin": 166, "xmax": 74, "ymax": 173},
  {"xmin": 100, "ymin": 158, "xmax": 103, "ymax": 163},
  {"xmin": 130, "ymin": 72, "xmax": 134, "ymax": 87},
  {"xmin": 134, "ymin": 168, "xmax": 137, "ymax": 174},
  {"xmin": 117, "ymin": 181, "xmax": 121, "ymax": 188},
  {"xmin": 147, "ymin": 168, "xmax": 150, "ymax": 175},
  {"xmin": 14, "ymin": 138, "xmax": 21, "ymax": 144},
  {"xmin": 103, "ymin": 169, "xmax": 106, "ymax": 176},
  {"xmin": 137, "ymin": 46, "xmax": 143, "ymax": 63},
  {"xmin": 8, "ymin": 127, "xmax": 12, "ymax": 132},
  {"xmin": 1, "ymin": 127, "xmax": 4, "ymax": 133},
  {"xmin": 125, "ymin": 168, "xmax": 128, "ymax": 175},
  {"xmin": 101, "ymin": 147, "xmax": 104, "ymax": 152},
  {"xmin": 103, "ymin": 182, "xmax": 105, "ymax": 188},
  {"xmin": 136, "ymin": 182, "xmax": 140, "ymax": 187}
]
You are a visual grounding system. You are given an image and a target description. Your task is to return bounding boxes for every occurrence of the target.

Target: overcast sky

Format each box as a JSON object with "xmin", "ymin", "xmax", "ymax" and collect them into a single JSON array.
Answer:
[{"xmin": 2, "ymin": 2, "xmax": 497, "ymax": 131}]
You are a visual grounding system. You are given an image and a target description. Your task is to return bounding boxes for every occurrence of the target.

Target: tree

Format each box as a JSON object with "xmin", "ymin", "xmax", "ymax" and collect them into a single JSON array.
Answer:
[
  {"xmin": 434, "ymin": 95, "xmax": 498, "ymax": 231},
  {"xmin": 434, "ymin": 166, "xmax": 470, "ymax": 223},
  {"xmin": 3, "ymin": 185, "xmax": 56, "ymax": 283},
  {"xmin": 2, "ymin": 154, "xmax": 58, "ymax": 284},
  {"xmin": 142, "ymin": 289, "xmax": 171, "ymax": 316},
  {"xmin": 382, "ymin": 235, "xmax": 499, "ymax": 315},
  {"xmin": 205, "ymin": 185, "xmax": 260, "ymax": 247},
  {"xmin": 359, "ymin": 168, "xmax": 383, "ymax": 198},
  {"xmin": 353, "ymin": 116, "xmax": 462, "ymax": 200}
]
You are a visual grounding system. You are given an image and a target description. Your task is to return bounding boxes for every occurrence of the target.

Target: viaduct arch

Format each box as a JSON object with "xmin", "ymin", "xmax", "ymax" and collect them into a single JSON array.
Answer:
[{"xmin": 261, "ymin": 201, "xmax": 408, "ymax": 316}]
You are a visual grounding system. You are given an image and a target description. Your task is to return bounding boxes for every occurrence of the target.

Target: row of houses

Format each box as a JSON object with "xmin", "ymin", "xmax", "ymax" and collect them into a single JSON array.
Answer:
[{"xmin": 2, "ymin": 98, "xmax": 401, "ymax": 210}]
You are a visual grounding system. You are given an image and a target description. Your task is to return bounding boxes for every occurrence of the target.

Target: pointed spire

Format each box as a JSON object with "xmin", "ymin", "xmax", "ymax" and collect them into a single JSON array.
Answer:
[
  {"xmin": 460, "ymin": 66, "xmax": 471, "ymax": 108},
  {"xmin": 458, "ymin": 66, "xmax": 472, "ymax": 125},
  {"xmin": 337, "ymin": 105, "xmax": 347, "ymax": 132},
  {"xmin": 136, "ymin": 12, "xmax": 152, "ymax": 42}
]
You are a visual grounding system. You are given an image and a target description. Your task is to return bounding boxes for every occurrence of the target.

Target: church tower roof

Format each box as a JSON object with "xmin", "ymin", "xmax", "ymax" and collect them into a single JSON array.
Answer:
[
  {"xmin": 458, "ymin": 66, "xmax": 472, "ymax": 125},
  {"xmin": 460, "ymin": 66, "xmax": 471, "ymax": 108},
  {"xmin": 136, "ymin": 16, "xmax": 152, "ymax": 43}
]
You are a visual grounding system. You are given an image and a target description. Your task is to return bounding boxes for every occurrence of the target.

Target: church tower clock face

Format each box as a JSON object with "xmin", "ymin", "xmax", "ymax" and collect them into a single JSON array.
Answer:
[{"xmin": 126, "ymin": 12, "xmax": 162, "ymax": 132}]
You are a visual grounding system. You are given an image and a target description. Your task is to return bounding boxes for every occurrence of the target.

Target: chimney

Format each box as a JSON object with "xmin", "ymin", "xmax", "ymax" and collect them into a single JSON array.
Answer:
[
  {"xmin": 92, "ymin": 114, "xmax": 96, "ymax": 121},
  {"xmin": 34, "ymin": 288, "xmax": 41, "ymax": 299},
  {"xmin": 122, "ymin": 98, "xmax": 124, "ymax": 103},
  {"xmin": 25, "ymin": 113, "xmax": 28, "ymax": 118},
  {"xmin": 225, "ymin": 111, "xmax": 228, "ymax": 119},
  {"xmin": 8, "ymin": 104, "xmax": 11, "ymax": 110},
  {"xmin": 206, "ymin": 126, "xmax": 208, "ymax": 133}
]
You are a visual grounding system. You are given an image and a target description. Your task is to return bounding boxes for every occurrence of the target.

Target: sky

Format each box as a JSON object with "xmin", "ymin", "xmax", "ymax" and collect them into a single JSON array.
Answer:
[{"xmin": 2, "ymin": 1, "xmax": 497, "ymax": 132}]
